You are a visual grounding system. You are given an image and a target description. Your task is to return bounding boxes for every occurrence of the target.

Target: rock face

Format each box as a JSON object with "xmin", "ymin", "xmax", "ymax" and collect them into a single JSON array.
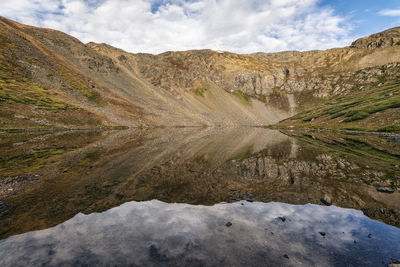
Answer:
[
  {"xmin": 351, "ymin": 27, "xmax": 400, "ymax": 49},
  {"xmin": 1, "ymin": 16, "xmax": 400, "ymax": 128}
]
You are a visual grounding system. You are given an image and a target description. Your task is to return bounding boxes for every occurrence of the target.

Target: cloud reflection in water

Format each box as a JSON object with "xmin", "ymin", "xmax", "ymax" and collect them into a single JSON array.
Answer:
[{"xmin": 1, "ymin": 200, "xmax": 399, "ymax": 266}]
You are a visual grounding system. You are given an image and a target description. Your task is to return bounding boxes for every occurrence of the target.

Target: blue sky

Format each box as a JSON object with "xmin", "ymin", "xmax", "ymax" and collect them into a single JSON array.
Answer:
[
  {"xmin": 0, "ymin": 0, "xmax": 399, "ymax": 54},
  {"xmin": 320, "ymin": 0, "xmax": 400, "ymax": 36}
]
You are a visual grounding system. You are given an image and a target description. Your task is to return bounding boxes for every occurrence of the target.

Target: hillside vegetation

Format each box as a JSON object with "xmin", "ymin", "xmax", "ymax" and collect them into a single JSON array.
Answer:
[
  {"xmin": 0, "ymin": 16, "xmax": 400, "ymax": 130},
  {"xmin": 277, "ymin": 63, "xmax": 400, "ymax": 132}
]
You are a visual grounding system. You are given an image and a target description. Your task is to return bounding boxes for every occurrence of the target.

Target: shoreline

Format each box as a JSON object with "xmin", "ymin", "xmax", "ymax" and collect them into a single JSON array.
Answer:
[
  {"xmin": 1, "ymin": 125, "xmax": 400, "ymax": 137},
  {"xmin": 270, "ymin": 126, "xmax": 400, "ymax": 138}
]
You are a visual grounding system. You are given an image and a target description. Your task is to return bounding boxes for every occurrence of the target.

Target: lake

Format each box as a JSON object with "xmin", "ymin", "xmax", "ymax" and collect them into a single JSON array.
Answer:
[{"xmin": 0, "ymin": 127, "xmax": 399, "ymax": 266}]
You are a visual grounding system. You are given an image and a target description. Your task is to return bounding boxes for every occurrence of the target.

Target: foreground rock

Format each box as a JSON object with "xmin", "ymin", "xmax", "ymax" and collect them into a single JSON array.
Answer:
[{"xmin": 377, "ymin": 188, "xmax": 396, "ymax": 194}]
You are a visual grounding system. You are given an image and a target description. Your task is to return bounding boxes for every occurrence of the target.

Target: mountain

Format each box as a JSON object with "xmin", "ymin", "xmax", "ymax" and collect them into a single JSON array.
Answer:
[{"xmin": 0, "ymin": 16, "xmax": 399, "ymax": 130}]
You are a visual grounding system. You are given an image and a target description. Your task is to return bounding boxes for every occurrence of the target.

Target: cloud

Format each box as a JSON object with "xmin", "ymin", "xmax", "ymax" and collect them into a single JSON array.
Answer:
[
  {"xmin": 0, "ymin": 0, "xmax": 353, "ymax": 54},
  {"xmin": 379, "ymin": 9, "xmax": 400, "ymax": 17}
]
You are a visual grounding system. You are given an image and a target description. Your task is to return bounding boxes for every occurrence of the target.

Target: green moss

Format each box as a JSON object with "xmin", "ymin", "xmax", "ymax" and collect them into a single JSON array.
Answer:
[
  {"xmin": 25, "ymin": 57, "xmax": 38, "ymax": 64},
  {"xmin": 286, "ymin": 68, "xmax": 400, "ymax": 127},
  {"xmin": 194, "ymin": 88, "xmax": 204, "ymax": 97},
  {"xmin": 233, "ymin": 90, "xmax": 252, "ymax": 106},
  {"xmin": 193, "ymin": 154, "xmax": 207, "ymax": 164},
  {"xmin": 343, "ymin": 95, "xmax": 400, "ymax": 122},
  {"xmin": 344, "ymin": 111, "xmax": 370, "ymax": 122},
  {"xmin": 193, "ymin": 79, "xmax": 212, "ymax": 97},
  {"xmin": 57, "ymin": 69, "xmax": 104, "ymax": 105},
  {"xmin": 0, "ymin": 61, "xmax": 79, "ymax": 110},
  {"xmin": 378, "ymin": 125, "xmax": 400, "ymax": 133}
]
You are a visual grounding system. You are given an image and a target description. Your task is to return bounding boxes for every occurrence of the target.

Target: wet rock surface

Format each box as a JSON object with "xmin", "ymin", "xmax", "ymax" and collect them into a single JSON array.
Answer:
[
  {"xmin": 321, "ymin": 194, "xmax": 333, "ymax": 206},
  {"xmin": 377, "ymin": 187, "xmax": 396, "ymax": 193}
]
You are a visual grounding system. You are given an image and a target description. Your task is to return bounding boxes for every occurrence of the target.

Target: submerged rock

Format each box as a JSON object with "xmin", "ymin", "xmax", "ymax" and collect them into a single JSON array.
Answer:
[
  {"xmin": 278, "ymin": 217, "xmax": 286, "ymax": 222},
  {"xmin": 377, "ymin": 188, "xmax": 395, "ymax": 193},
  {"xmin": 320, "ymin": 195, "xmax": 332, "ymax": 206}
]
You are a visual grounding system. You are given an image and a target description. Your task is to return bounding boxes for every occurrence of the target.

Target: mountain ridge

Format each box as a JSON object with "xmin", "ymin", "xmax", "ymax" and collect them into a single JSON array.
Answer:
[{"xmin": 0, "ymin": 16, "xmax": 399, "ymax": 131}]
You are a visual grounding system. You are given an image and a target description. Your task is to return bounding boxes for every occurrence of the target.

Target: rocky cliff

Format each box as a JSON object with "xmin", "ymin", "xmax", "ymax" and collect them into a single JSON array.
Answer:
[{"xmin": 0, "ymin": 16, "xmax": 399, "ymax": 129}]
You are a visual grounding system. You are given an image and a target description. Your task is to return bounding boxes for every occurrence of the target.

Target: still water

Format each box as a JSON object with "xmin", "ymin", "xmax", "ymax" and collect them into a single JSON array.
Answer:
[{"xmin": 0, "ymin": 127, "xmax": 399, "ymax": 266}]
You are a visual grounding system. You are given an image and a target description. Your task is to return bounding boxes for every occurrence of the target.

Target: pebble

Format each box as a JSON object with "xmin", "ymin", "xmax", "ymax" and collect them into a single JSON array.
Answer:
[
  {"xmin": 376, "ymin": 187, "xmax": 395, "ymax": 193},
  {"xmin": 320, "ymin": 194, "xmax": 332, "ymax": 206}
]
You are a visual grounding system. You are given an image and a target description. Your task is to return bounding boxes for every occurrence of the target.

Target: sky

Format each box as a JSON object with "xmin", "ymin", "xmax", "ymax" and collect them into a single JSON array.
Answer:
[{"xmin": 0, "ymin": 0, "xmax": 399, "ymax": 54}]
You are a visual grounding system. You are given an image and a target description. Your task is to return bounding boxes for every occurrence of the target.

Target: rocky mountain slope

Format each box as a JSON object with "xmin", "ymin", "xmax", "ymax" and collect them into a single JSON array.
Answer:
[
  {"xmin": 0, "ymin": 16, "xmax": 399, "ymax": 129},
  {"xmin": 277, "ymin": 62, "xmax": 400, "ymax": 132}
]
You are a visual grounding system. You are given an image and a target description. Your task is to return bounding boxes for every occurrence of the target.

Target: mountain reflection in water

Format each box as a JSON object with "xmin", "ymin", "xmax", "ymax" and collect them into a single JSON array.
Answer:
[
  {"xmin": 0, "ymin": 127, "xmax": 399, "ymax": 265},
  {"xmin": 1, "ymin": 200, "xmax": 399, "ymax": 266}
]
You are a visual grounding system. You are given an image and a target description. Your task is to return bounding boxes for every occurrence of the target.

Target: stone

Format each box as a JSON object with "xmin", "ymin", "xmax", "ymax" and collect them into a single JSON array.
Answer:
[
  {"xmin": 376, "ymin": 187, "xmax": 395, "ymax": 193},
  {"xmin": 320, "ymin": 195, "xmax": 332, "ymax": 206}
]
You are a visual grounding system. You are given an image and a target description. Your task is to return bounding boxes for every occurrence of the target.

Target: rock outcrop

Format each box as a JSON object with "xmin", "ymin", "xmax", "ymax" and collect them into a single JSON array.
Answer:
[{"xmin": 351, "ymin": 27, "xmax": 400, "ymax": 49}]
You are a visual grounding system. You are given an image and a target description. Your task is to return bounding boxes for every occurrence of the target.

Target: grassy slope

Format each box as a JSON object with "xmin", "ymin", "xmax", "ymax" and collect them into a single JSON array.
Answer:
[
  {"xmin": 277, "ymin": 63, "xmax": 400, "ymax": 132},
  {"xmin": 0, "ymin": 22, "xmax": 107, "ymax": 130}
]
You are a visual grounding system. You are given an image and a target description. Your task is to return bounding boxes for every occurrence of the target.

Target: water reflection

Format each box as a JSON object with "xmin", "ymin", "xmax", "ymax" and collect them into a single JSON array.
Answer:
[
  {"xmin": 0, "ymin": 127, "xmax": 399, "ymax": 241},
  {"xmin": 0, "ymin": 200, "xmax": 399, "ymax": 266}
]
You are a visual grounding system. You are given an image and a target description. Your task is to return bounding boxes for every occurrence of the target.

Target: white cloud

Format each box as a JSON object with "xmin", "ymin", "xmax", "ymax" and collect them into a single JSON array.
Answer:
[
  {"xmin": 379, "ymin": 9, "xmax": 400, "ymax": 17},
  {"xmin": 0, "ymin": 0, "xmax": 353, "ymax": 54}
]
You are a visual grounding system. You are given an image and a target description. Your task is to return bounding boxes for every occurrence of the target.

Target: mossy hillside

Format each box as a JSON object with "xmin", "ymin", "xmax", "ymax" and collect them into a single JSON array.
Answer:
[
  {"xmin": 56, "ymin": 68, "xmax": 104, "ymax": 105},
  {"xmin": 0, "ymin": 36, "xmax": 79, "ymax": 110},
  {"xmin": 0, "ymin": 35, "xmax": 106, "ymax": 129},
  {"xmin": 0, "ymin": 61, "xmax": 99, "ymax": 129},
  {"xmin": 280, "ymin": 63, "xmax": 400, "ymax": 132},
  {"xmin": 378, "ymin": 124, "xmax": 400, "ymax": 133}
]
